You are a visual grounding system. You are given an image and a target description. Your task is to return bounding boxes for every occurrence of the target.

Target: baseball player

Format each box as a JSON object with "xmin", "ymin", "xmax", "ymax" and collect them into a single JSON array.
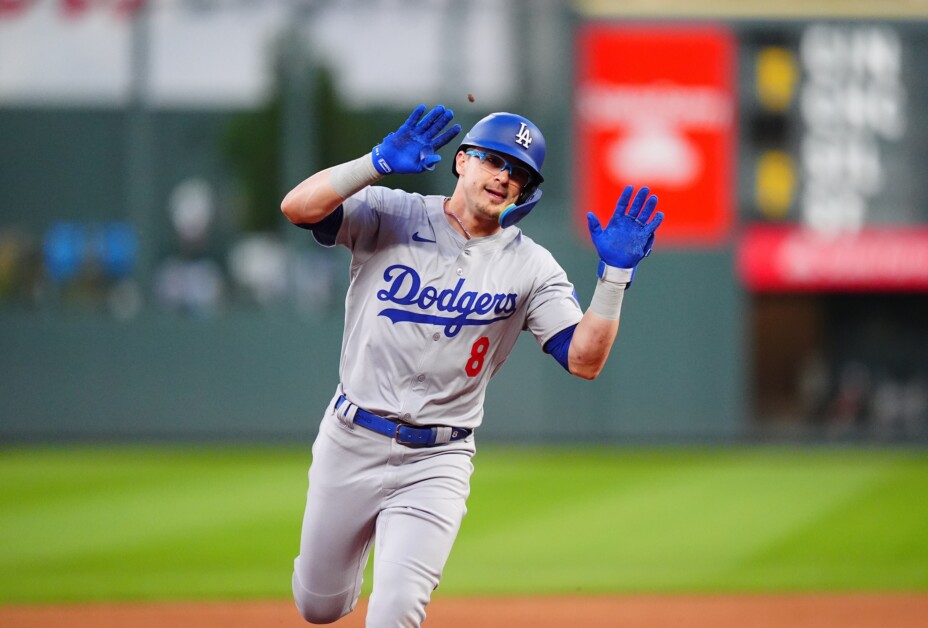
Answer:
[{"xmin": 281, "ymin": 104, "xmax": 662, "ymax": 627}]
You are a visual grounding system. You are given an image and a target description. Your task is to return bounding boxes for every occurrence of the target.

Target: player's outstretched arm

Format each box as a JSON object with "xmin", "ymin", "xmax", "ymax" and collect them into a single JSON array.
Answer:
[
  {"xmin": 568, "ymin": 185, "xmax": 663, "ymax": 379},
  {"xmin": 280, "ymin": 167, "xmax": 351, "ymax": 226},
  {"xmin": 281, "ymin": 104, "xmax": 461, "ymax": 226}
]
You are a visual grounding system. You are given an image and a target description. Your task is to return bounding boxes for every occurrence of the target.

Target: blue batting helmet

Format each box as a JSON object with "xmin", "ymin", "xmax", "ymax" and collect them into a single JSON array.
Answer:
[{"xmin": 451, "ymin": 112, "xmax": 546, "ymax": 185}]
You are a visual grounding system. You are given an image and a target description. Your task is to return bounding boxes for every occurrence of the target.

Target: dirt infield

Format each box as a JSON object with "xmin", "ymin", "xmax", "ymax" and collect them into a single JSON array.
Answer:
[{"xmin": 2, "ymin": 593, "xmax": 926, "ymax": 628}]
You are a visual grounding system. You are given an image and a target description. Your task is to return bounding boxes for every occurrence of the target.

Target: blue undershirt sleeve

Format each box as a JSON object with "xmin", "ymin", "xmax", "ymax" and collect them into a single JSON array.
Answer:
[
  {"xmin": 543, "ymin": 323, "xmax": 577, "ymax": 372},
  {"xmin": 295, "ymin": 205, "xmax": 344, "ymax": 247}
]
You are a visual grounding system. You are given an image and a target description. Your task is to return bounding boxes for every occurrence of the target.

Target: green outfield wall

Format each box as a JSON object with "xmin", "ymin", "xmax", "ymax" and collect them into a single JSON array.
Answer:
[{"xmin": 0, "ymin": 252, "xmax": 745, "ymax": 443}]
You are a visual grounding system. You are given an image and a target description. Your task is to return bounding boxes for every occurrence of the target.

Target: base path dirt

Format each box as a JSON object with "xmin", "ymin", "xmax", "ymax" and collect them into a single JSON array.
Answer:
[{"xmin": 2, "ymin": 593, "xmax": 926, "ymax": 627}]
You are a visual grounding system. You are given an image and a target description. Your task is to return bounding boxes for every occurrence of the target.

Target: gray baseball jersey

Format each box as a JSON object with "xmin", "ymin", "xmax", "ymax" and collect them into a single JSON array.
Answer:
[
  {"xmin": 329, "ymin": 185, "xmax": 583, "ymax": 429},
  {"xmin": 292, "ymin": 184, "xmax": 584, "ymax": 627}
]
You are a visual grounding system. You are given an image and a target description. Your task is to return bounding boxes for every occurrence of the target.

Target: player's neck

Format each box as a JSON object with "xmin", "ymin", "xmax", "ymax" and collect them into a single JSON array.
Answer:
[
  {"xmin": 443, "ymin": 197, "xmax": 500, "ymax": 240},
  {"xmin": 443, "ymin": 198, "xmax": 472, "ymax": 239}
]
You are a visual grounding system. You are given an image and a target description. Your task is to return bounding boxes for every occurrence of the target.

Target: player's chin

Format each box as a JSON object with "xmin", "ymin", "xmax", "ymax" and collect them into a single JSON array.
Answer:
[
  {"xmin": 479, "ymin": 203, "xmax": 505, "ymax": 220},
  {"xmin": 483, "ymin": 188, "xmax": 514, "ymax": 209}
]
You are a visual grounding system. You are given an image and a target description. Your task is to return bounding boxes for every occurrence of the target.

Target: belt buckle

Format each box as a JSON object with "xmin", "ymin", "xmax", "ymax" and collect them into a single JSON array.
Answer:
[{"xmin": 394, "ymin": 423, "xmax": 429, "ymax": 447}]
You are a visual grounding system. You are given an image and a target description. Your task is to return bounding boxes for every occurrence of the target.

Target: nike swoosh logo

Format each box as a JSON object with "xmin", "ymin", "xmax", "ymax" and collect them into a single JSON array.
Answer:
[{"xmin": 412, "ymin": 232, "xmax": 436, "ymax": 243}]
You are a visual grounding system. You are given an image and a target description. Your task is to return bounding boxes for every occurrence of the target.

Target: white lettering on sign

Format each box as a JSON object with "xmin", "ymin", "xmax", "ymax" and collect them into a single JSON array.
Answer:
[
  {"xmin": 780, "ymin": 231, "xmax": 928, "ymax": 285},
  {"xmin": 607, "ymin": 125, "xmax": 701, "ymax": 187},
  {"xmin": 798, "ymin": 24, "xmax": 906, "ymax": 234},
  {"xmin": 576, "ymin": 83, "xmax": 733, "ymax": 130}
]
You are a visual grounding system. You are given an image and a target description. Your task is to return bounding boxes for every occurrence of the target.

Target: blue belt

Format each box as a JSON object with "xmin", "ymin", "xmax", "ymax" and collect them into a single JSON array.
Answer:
[{"xmin": 335, "ymin": 395, "xmax": 472, "ymax": 447}]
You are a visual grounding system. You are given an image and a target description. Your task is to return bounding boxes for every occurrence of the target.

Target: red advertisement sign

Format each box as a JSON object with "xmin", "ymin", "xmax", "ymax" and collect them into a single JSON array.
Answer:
[
  {"xmin": 574, "ymin": 24, "xmax": 736, "ymax": 248},
  {"xmin": 738, "ymin": 225, "xmax": 928, "ymax": 292}
]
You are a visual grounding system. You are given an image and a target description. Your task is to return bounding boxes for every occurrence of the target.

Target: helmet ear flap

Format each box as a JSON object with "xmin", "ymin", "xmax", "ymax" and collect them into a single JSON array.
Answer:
[{"xmin": 499, "ymin": 188, "xmax": 542, "ymax": 229}]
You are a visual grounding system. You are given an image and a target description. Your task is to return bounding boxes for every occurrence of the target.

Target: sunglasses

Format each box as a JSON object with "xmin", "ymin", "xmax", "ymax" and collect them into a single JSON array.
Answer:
[{"xmin": 465, "ymin": 149, "xmax": 533, "ymax": 188}]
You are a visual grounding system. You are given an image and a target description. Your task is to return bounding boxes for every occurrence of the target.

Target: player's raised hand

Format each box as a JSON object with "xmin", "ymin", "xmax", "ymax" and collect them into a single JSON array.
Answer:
[
  {"xmin": 372, "ymin": 104, "xmax": 462, "ymax": 175},
  {"xmin": 586, "ymin": 185, "xmax": 663, "ymax": 269}
]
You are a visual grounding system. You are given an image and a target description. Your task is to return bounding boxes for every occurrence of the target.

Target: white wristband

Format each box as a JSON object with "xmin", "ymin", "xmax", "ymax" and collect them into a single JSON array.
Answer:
[
  {"xmin": 597, "ymin": 260, "xmax": 634, "ymax": 284},
  {"xmin": 329, "ymin": 153, "xmax": 383, "ymax": 199},
  {"xmin": 588, "ymin": 277, "xmax": 626, "ymax": 320}
]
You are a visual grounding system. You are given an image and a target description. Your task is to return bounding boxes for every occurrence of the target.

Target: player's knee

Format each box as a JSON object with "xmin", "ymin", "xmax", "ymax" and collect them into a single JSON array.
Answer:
[
  {"xmin": 292, "ymin": 570, "xmax": 356, "ymax": 624},
  {"xmin": 294, "ymin": 602, "xmax": 345, "ymax": 625},
  {"xmin": 293, "ymin": 589, "xmax": 354, "ymax": 625}
]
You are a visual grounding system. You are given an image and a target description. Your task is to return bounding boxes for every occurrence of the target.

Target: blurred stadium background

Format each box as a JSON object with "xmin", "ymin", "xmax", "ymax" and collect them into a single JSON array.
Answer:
[{"xmin": 2, "ymin": 0, "xmax": 926, "ymax": 444}]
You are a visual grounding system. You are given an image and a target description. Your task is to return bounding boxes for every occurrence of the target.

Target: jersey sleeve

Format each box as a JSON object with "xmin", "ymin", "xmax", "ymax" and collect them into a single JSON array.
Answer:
[
  {"xmin": 335, "ymin": 187, "xmax": 383, "ymax": 255},
  {"xmin": 524, "ymin": 250, "xmax": 584, "ymax": 349},
  {"xmin": 334, "ymin": 186, "xmax": 420, "ymax": 264}
]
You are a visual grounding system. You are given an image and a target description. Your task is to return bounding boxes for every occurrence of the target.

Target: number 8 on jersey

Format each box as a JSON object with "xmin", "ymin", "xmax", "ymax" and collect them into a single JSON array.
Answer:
[{"xmin": 465, "ymin": 336, "xmax": 491, "ymax": 377}]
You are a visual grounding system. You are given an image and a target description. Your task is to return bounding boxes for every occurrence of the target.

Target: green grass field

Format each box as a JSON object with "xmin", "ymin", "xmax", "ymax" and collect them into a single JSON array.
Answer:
[{"xmin": 1, "ymin": 445, "xmax": 926, "ymax": 604}]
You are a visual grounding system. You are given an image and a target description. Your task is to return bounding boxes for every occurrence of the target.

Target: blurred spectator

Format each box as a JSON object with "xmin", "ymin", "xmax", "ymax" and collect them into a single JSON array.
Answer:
[
  {"xmin": 43, "ymin": 221, "xmax": 85, "ymax": 285},
  {"xmin": 291, "ymin": 248, "xmax": 338, "ymax": 314},
  {"xmin": 901, "ymin": 375, "xmax": 928, "ymax": 436},
  {"xmin": 798, "ymin": 351, "xmax": 830, "ymax": 424},
  {"xmin": 93, "ymin": 222, "xmax": 138, "ymax": 281},
  {"xmin": 872, "ymin": 376, "xmax": 905, "ymax": 437},
  {"xmin": 153, "ymin": 177, "xmax": 226, "ymax": 316},
  {"xmin": 227, "ymin": 233, "xmax": 289, "ymax": 307},
  {"xmin": 872, "ymin": 373, "xmax": 928, "ymax": 440},
  {"xmin": 824, "ymin": 360, "xmax": 872, "ymax": 437},
  {"xmin": 153, "ymin": 257, "xmax": 224, "ymax": 317},
  {"xmin": 95, "ymin": 222, "xmax": 142, "ymax": 320},
  {"xmin": 0, "ymin": 228, "xmax": 42, "ymax": 304},
  {"xmin": 169, "ymin": 178, "xmax": 216, "ymax": 255},
  {"xmin": 226, "ymin": 233, "xmax": 339, "ymax": 313},
  {"xmin": 38, "ymin": 220, "xmax": 140, "ymax": 316}
]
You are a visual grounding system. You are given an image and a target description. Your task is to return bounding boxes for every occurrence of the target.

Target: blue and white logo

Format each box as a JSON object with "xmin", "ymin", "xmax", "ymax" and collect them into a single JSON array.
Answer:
[
  {"xmin": 515, "ymin": 122, "xmax": 533, "ymax": 149},
  {"xmin": 376, "ymin": 264, "xmax": 517, "ymax": 337}
]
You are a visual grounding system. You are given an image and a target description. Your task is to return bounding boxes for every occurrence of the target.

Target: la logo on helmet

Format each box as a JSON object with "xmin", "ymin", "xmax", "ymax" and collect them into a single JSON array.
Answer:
[{"xmin": 515, "ymin": 122, "xmax": 533, "ymax": 148}]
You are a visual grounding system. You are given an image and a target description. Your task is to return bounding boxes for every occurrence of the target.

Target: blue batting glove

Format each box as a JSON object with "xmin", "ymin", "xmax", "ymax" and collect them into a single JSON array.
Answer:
[
  {"xmin": 371, "ymin": 104, "xmax": 462, "ymax": 175},
  {"xmin": 587, "ymin": 185, "xmax": 663, "ymax": 269}
]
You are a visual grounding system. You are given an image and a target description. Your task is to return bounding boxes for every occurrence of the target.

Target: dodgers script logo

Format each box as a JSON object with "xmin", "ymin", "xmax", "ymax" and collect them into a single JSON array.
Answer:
[{"xmin": 376, "ymin": 264, "xmax": 518, "ymax": 337}]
